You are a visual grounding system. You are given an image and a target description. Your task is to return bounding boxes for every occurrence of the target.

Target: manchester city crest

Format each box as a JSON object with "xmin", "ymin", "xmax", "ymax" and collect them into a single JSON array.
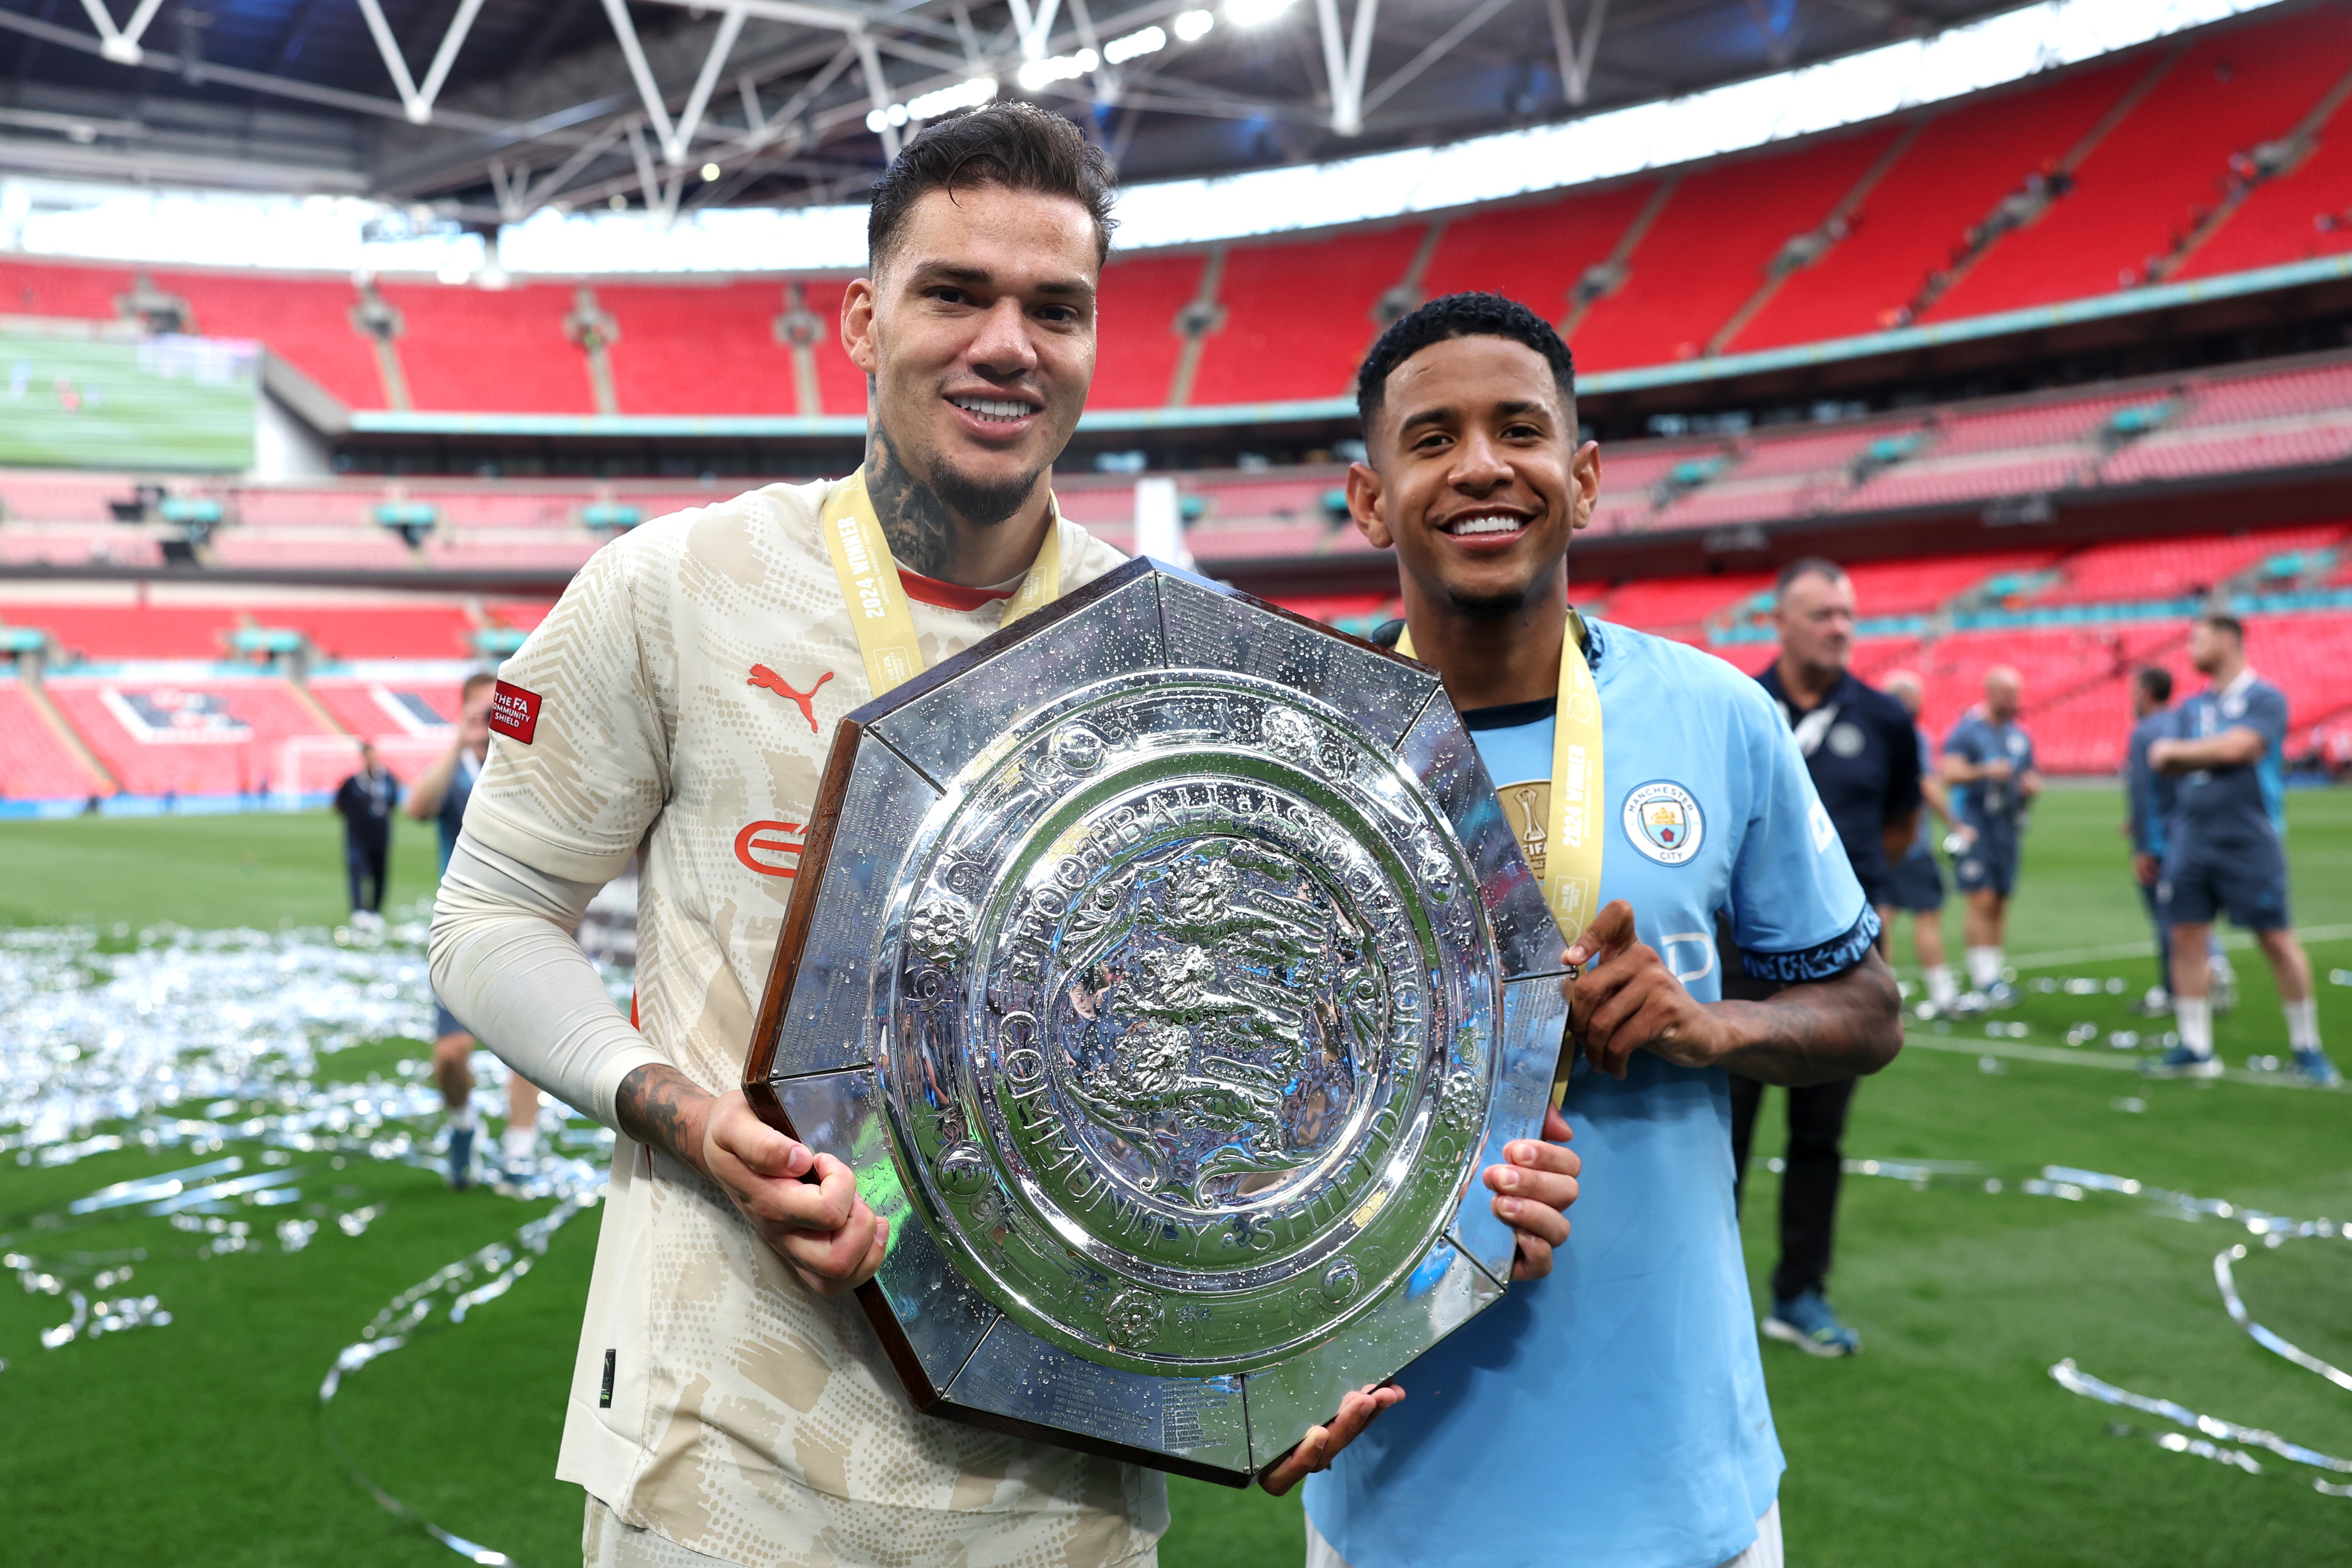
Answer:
[{"xmin": 1622, "ymin": 780, "xmax": 1704, "ymax": 866}]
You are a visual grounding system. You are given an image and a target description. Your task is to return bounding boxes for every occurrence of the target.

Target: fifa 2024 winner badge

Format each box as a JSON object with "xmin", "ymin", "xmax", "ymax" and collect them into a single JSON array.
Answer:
[{"xmin": 1622, "ymin": 780, "xmax": 1704, "ymax": 866}]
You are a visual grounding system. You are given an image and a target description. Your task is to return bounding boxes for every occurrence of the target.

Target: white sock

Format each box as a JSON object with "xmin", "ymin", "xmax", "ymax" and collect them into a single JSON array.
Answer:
[
  {"xmin": 1966, "ymin": 947, "xmax": 2004, "ymax": 990},
  {"xmin": 1926, "ymin": 964, "xmax": 1959, "ymax": 1007},
  {"xmin": 2284, "ymin": 997, "xmax": 2322, "ymax": 1052},
  {"xmin": 449, "ymin": 1102, "xmax": 477, "ymax": 1131},
  {"xmin": 502, "ymin": 1124, "xmax": 540, "ymax": 1160},
  {"xmin": 2176, "ymin": 996, "xmax": 2213, "ymax": 1058},
  {"xmin": 2210, "ymin": 946, "xmax": 2236, "ymax": 983}
]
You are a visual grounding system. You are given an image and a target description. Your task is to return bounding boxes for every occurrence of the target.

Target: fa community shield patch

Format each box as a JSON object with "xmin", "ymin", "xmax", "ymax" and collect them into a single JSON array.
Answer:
[{"xmin": 1622, "ymin": 780, "xmax": 1704, "ymax": 866}]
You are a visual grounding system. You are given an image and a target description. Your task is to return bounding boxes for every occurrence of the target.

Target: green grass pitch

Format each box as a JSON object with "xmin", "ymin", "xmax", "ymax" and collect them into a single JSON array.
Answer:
[{"xmin": 2, "ymin": 790, "xmax": 2349, "ymax": 1566}]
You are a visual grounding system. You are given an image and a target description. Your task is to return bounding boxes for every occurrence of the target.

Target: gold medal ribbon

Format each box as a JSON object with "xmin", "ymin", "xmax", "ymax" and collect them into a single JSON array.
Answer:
[
  {"xmin": 1400, "ymin": 611, "xmax": 1601, "ymax": 1107},
  {"xmin": 820, "ymin": 466, "xmax": 1064, "ymax": 698}
]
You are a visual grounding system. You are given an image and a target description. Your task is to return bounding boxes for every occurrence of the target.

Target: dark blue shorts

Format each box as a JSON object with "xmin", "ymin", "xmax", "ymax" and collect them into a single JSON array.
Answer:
[
  {"xmin": 1886, "ymin": 848, "xmax": 1945, "ymax": 912},
  {"xmin": 2160, "ymin": 837, "xmax": 2291, "ymax": 931},
  {"xmin": 1952, "ymin": 833, "xmax": 2018, "ymax": 897},
  {"xmin": 433, "ymin": 995, "xmax": 469, "ymax": 1042}
]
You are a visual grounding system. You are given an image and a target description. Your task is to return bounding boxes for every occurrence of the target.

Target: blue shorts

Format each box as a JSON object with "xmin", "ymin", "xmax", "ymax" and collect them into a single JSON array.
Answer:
[
  {"xmin": 1886, "ymin": 848, "xmax": 1945, "ymax": 912},
  {"xmin": 2160, "ymin": 837, "xmax": 2291, "ymax": 931},
  {"xmin": 1952, "ymin": 833, "xmax": 2018, "ymax": 897},
  {"xmin": 433, "ymin": 995, "xmax": 469, "ymax": 1042}
]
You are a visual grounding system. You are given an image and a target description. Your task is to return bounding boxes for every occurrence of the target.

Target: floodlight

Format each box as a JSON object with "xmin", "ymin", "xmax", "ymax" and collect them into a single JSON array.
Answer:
[
  {"xmin": 1016, "ymin": 48, "xmax": 1099, "ymax": 92},
  {"xmin": 1105, "ymin": 25, "xmax": 1167, "ymax": 64},
  {"xmin": 1226, "ymin": 0, "xmax": 1293, "ymax": 25},
  {"xmin": 700, "ymin": 163, "xmax": 720, "ymax": 182},
  {"xmin": 1173, "ymin": 9, "xmax": 1214, "ymax": 41}
]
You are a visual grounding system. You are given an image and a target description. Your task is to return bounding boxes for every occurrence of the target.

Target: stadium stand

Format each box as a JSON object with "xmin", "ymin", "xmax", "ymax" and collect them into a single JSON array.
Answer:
[
  {"xmin": 1091, "ymin": 251, "xmax": 1206, "ymax": 410},
  {"xmin": 0, "ymin": 680, "xmax": 103, "ymax": 799},
  {"xmin": 308, "ymin": 678, "xmax": 461, "ymax": 737},
  {"xmin": 19, "ymin": 605, "xmax": 247, "ymax": 662},
  {"xmin": 1734, "ymin": 56, "xmax": 2151, "ymax": 348},
  {"xmin": 1420, "ymin": 179, "xmax": 1664, "ymax": 337},
  {"xmin": 44, "ymin": 676, "xmax": 329, "ymax": 796},
  {"xmin": 0, "ymin": 12, "xmax": 2348, "ymax": 425},
  {"xmin": 2180, "ymin": 74, "xmax": 2352, "ymax": 280},
  {"xmin": 2033, "ymin": 525, "xmax": 2348, "ymax": 606},
  {"xmin": 597, "ymin": 280, "xmax": 800, "ymax": 417},
  {"xmin": 1569, "ymin": 125, "xmax": 1906, "ymax": 369},
  {"xmin": 1930, "ymin": 7, "xmax": 2352, "ymax": 315},
  {"xmin": 375, "ymin": 281, "xmax": 599, "ymax": 414},
  {"xmin": 1187, "ymin": 225, "xmax": 1427, "ymax": 406}
]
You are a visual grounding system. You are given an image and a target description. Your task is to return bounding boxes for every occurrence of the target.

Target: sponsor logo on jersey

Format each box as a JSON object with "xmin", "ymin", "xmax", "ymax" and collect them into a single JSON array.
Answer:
[
  {"xmin": 734, "ymin": 819, "xmax": 806, "ymax": 877},
  {"xmin": 748, "ymin": 664, "xmax": 833, "ymax": 732},
  {"xmin": 489, "ymin": 680, "xmax": 541, "ymax": 744},
  {"xmin": 1622, "ymin": 780, "xmax": 1704, "ymax": 866}
]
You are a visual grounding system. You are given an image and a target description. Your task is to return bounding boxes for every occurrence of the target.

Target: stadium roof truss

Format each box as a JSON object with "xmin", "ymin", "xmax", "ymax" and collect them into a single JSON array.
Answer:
[{"xmin": 0, "ymin": 0, "xmax": 2021, "ymax": 224}]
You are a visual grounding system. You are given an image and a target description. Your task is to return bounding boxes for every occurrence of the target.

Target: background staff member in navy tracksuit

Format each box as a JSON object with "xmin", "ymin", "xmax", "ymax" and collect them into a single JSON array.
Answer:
[
  {"xmin": 1732, "ymin": 557, "xmax": 1919, "ymax": 1359},
  {"xmin": 331, "ymin": 742, "xmax": 399, "ymax": 923},
  {"xmin": 2145, "ymin": 614, "xmax": 2339, "ymax": 1086}
]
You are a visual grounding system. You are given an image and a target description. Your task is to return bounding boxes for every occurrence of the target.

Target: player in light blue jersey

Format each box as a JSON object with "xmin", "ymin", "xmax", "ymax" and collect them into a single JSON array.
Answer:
[
  {"xmin": 1940, "ymin": 668, "xmax": 2041, "ymax": 1010},
  {"xmin": 2147, "ymin": 614, "xmax": 2338, "ymax": 1084},
  {"xmin": 1318, "ymin": 292, "xmax": 1903, "ymax": 1568}
]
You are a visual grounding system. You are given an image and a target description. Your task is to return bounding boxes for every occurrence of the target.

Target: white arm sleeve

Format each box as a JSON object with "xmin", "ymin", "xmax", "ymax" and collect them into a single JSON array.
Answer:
[{"xmin": 428, "ymin": 833, "xmax": 669, "ymax": 1129}]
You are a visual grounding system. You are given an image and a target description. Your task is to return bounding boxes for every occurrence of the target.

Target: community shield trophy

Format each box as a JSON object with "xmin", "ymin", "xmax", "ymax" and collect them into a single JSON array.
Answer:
[{"xmin": 743, "ymin": 557, "xmax": 1568, "ymax": 1487}]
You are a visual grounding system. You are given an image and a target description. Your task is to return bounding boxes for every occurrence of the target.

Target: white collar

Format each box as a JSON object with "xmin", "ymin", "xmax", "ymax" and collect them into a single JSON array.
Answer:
[{"xmin": 2218, "ymin": 666, "xmax": 2259, "ymax": 700}]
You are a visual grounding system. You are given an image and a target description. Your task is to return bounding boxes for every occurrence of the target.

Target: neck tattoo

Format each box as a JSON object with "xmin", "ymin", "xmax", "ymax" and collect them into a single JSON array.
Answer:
[{"xmin": 866, "ymin": 426, "xmax": 957, "ymax": 578}]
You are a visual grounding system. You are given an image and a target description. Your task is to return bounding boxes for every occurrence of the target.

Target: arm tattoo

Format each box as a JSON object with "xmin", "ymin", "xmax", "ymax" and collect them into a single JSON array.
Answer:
[
  {"xmin": 1714, "ymin": 951, "xmax": 1904, "ymax": 1086},
  {"xmin": 866, "ymin": 424, "xmax": 955, "ymax": 578},
  {"xmin": 615, "ymin": 1062, "xmax": 708, "ymax": 1167}
]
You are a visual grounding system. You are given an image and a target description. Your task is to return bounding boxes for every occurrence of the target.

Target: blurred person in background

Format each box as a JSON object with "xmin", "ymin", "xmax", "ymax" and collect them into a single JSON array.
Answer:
[
  {"xmin": 1731, "ymin": 558, "xmax": 1918, "ymax": 1358},
  {"xmin": 1941, "ymin": 666, "xmax": 2041, "ymax": 1011},
  {"xmin": 1881, "ymin": 670, "xmax": 1958, "ymax": 1017},
  {"xmin": 332, "ymin": 741, "xmax": 398, "ymax": 928},
  {"xmin": 2145, "ymin": 615, "xmax": 2339, "ymax": 1085},
  {"xmin": 407, "ymin": 672, "xmax": 545, "ymax": 1186},
  {"xmin": 2124, "ymin": 665, "xmax": 2236, "ymax": 1019}
]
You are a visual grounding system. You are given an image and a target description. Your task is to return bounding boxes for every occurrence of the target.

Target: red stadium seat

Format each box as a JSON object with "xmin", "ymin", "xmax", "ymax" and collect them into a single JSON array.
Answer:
[
  {"xmin": 1931, "ymin": 8, "xmax": 2352, "ymax": 318},
  {"xmin": 1736, "ymin": 58, "xmax": 2148, "ymax": 350},
  {"xmin": 1187, "ymin": 226, "xmax": 1427, "ymax": 406},
  {"xmin": 1571, "ymin": 125, "xmax": 1904, "ymax": 371},
  {"xmin": 0, "ymin": 680, "xmax": 105, "ymax": 800}
]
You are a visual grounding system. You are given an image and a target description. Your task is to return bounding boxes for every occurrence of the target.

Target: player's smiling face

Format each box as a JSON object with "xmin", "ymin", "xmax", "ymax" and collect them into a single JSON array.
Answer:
[
  {"xmin": 846, "ymin": 183, "xmax": 1098, "ymax": 512},
  {"xmin": 1348, "ymin": 335, "xmax": 1598, "ymax": 611}
]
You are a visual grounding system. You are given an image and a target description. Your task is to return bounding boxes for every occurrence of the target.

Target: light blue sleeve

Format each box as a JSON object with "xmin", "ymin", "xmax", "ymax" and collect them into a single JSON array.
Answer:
[
  {"xmin": 1724, "ymin": 679, "xmax": 1877, "ymax": 983},
  {"xmin": 1943, "ymin": 716, "xmax": 1982, "ymax": 764}
]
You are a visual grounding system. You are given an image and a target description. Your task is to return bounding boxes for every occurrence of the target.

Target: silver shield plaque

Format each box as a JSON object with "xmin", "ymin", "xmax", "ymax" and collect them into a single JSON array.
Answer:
[{"xmin": 744, "ymin": 558, "xmax": 1567, "ymax": 1487}]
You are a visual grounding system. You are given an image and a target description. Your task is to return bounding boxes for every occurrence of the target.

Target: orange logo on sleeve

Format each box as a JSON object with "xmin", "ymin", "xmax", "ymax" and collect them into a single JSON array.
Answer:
[
  {"xmin": 734, "ymin": 820, "xmax": 806, "ymax": 878},
  {"xmin": 748, "ymin": 664, "xmax": 832, "ymax": 732}
]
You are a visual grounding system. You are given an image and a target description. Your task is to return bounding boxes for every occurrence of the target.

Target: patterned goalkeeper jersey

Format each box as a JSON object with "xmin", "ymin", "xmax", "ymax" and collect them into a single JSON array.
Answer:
[{"xmin": 463, "ymin": 477, "xmax": 1159, "ymax": 1568}]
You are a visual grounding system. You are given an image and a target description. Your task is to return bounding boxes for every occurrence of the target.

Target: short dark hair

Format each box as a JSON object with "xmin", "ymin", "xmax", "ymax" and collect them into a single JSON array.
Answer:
[
  {"xmin": 2197, "ymin": 611, "xmax": 2245, "ymax": 642},
  {"xmin": 1776, "ymin": 556, "xmax": 1847, "ymax": 595},
  {"xmin": 2136, "ymin": 664, "xmax": 2173, "ymax": 704},
  {"xmin": 866, "ymin": 102, "xmax": 1116, "ymax": 273},
  {"xmin": 1356, "ymin": 291, "xmax": 1576, "ymax": 432},
  {"xmin": 461, "ymin": 670, "xmax": 496, "ymax": 698}
]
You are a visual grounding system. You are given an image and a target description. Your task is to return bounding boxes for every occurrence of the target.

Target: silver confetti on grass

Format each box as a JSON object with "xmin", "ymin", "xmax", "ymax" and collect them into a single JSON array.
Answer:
[
  {"xmin": 1835, "ymin": 1156, "xmax": 2352, "ymax": 1496},
  {"xmin": 2, "ymin": 917, "xmax": 624, "ymax": 1562}
]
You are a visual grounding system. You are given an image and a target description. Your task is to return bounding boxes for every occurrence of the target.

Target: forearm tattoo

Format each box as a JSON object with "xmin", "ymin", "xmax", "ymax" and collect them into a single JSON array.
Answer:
[
  {"xmin": 1718, "ymin": 953, "xmax": 1905, "ymax": 1086},
  {"xmin": 615, "ymin": 1062, "xmax": 706, "ymax": 1165}
]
